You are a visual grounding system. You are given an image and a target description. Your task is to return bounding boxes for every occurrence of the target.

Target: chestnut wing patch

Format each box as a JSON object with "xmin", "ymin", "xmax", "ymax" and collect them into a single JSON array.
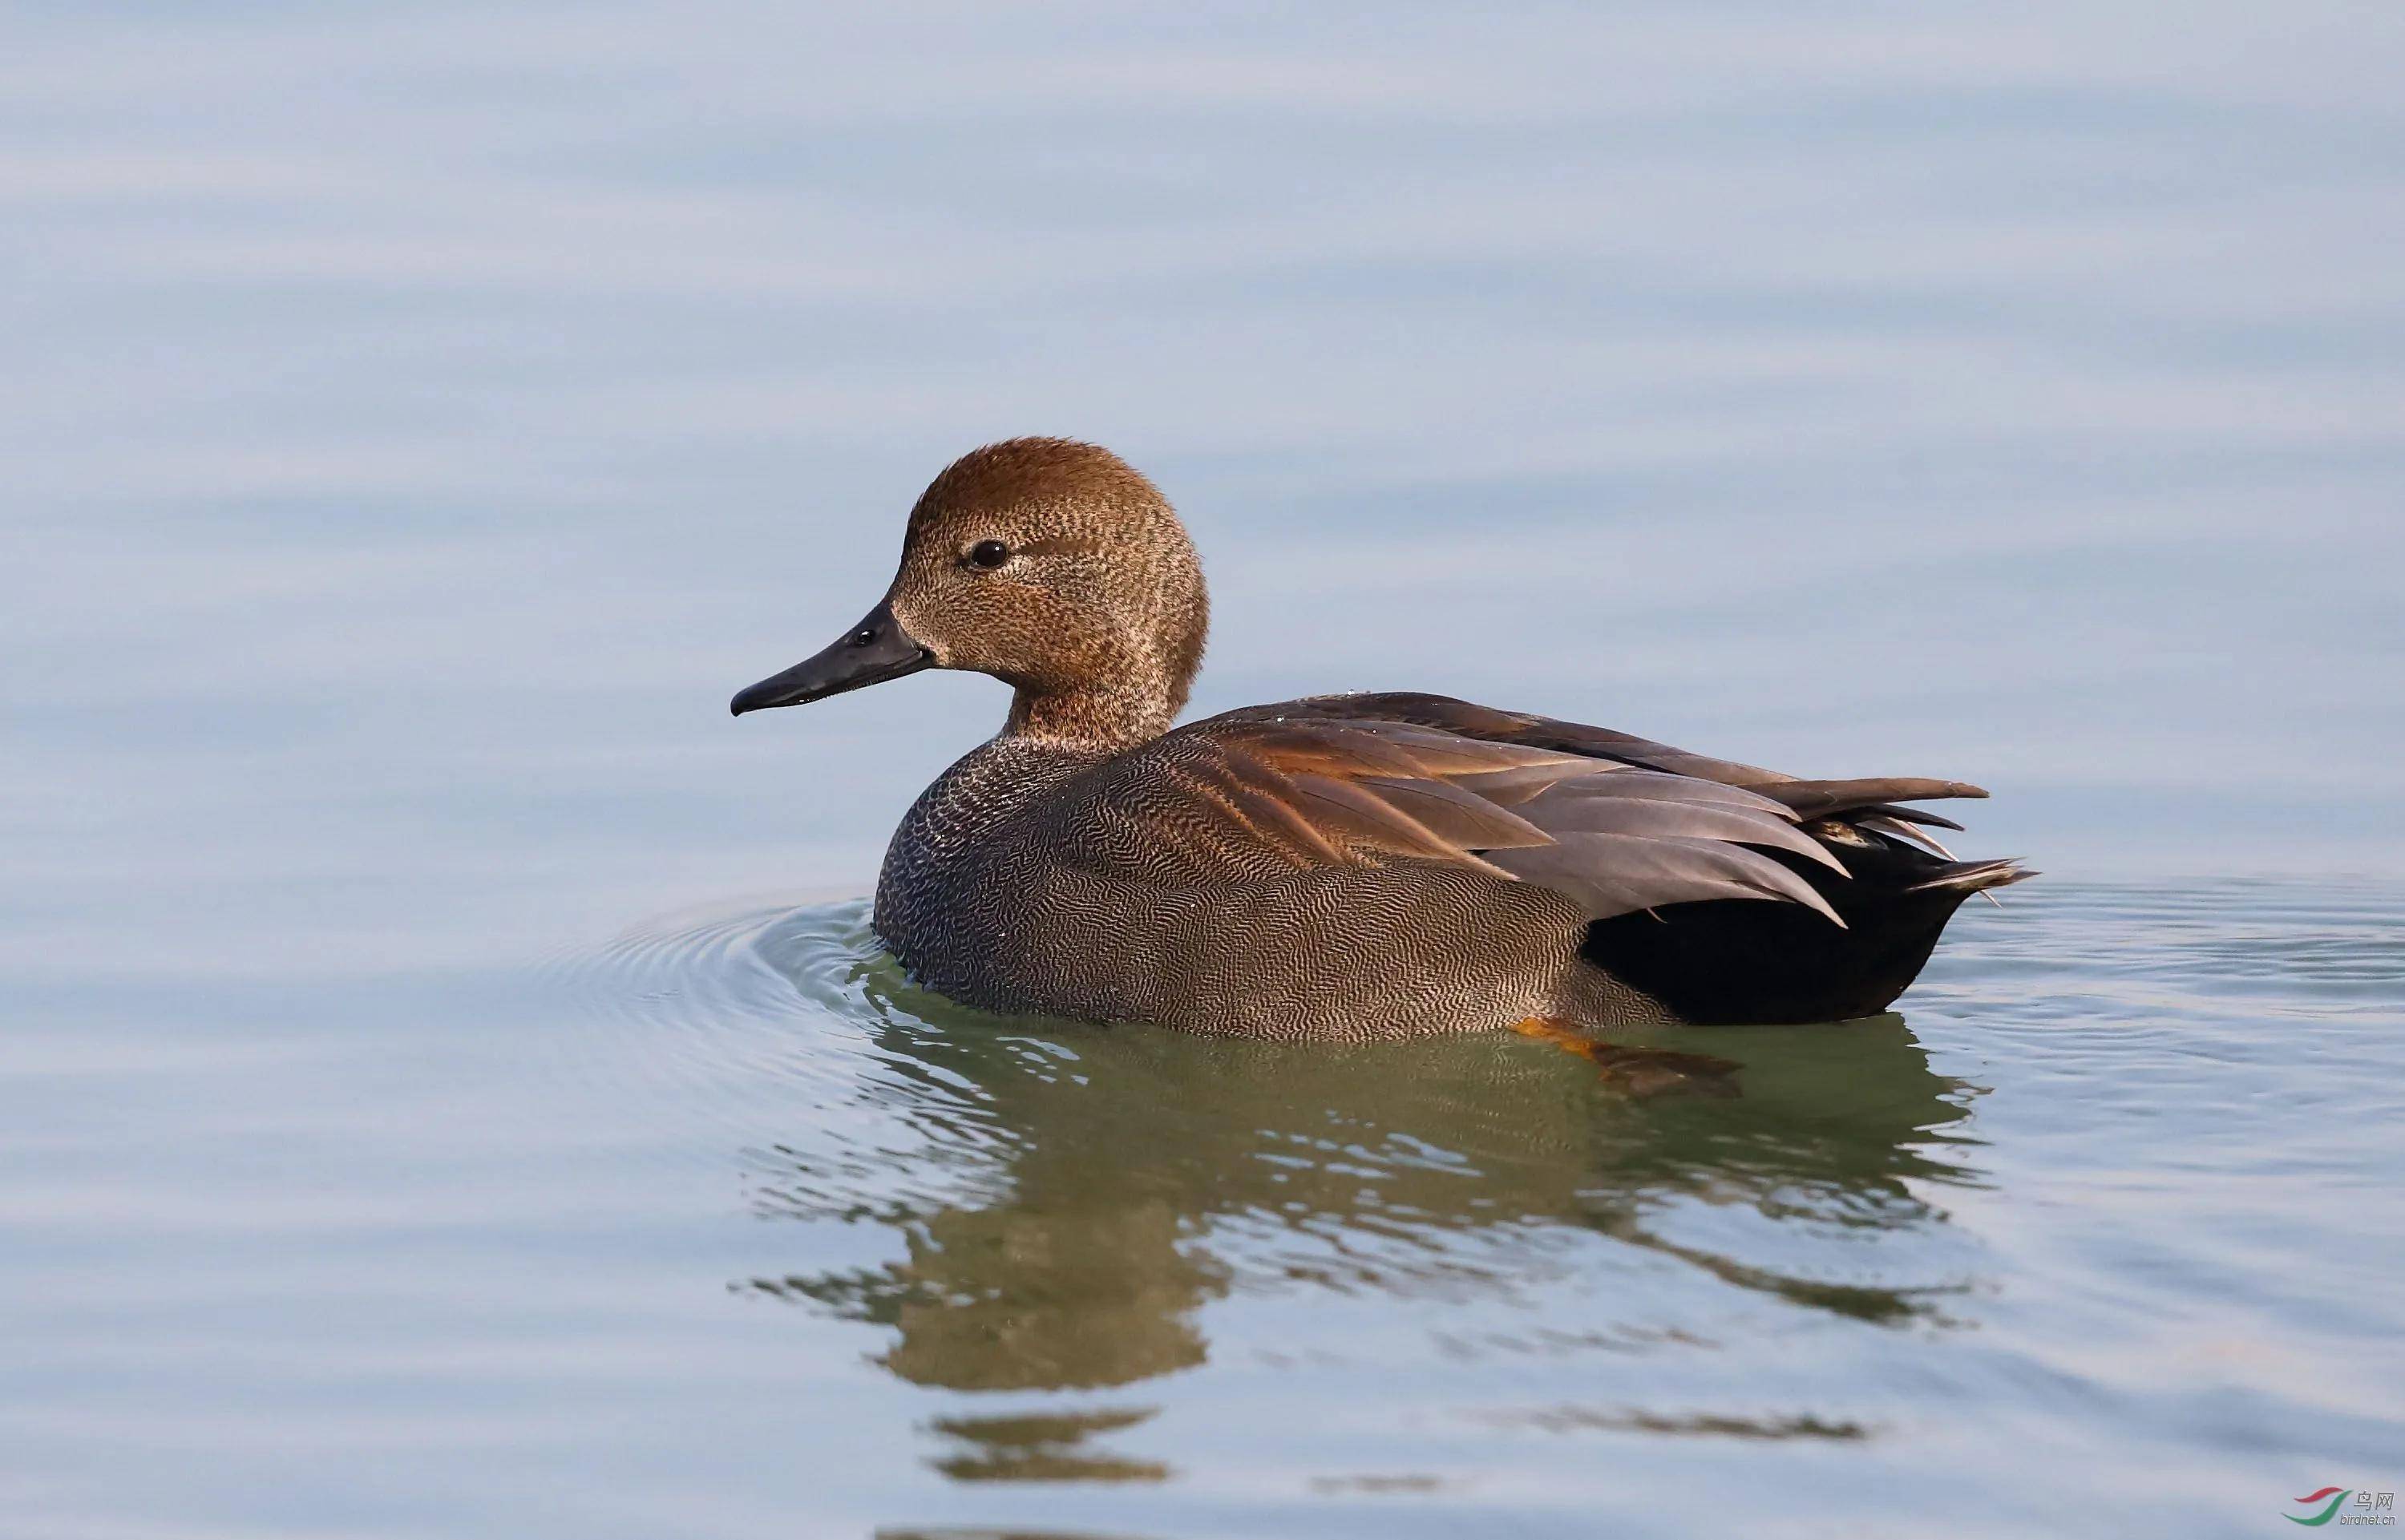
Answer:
[
  {"xmin": 1058, "ymin": 707, "xmax": 1853, "ymax": 924},
  {"xmin": 1239, "ymin": 692, "xmax": 1992, "ymax": 858}
]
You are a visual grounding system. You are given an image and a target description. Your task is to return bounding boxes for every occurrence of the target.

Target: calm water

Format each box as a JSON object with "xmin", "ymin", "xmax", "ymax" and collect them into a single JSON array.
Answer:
[{"xmin": 7, "ymin": 3, "xmax": 2404, "ymax": 1536}]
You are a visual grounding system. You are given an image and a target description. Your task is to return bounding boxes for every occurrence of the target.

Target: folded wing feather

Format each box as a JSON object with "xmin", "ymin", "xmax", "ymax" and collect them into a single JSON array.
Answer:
[{"xmin": 1055, "ymin": 703, "xmax": 1918, "ymax": 926}]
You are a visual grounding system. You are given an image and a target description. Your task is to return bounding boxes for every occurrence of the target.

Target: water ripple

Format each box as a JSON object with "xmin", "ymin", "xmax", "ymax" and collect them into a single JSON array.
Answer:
[{"xmin": 553, "ymin": 891, "xmax": 2011, "ymax": 1398}]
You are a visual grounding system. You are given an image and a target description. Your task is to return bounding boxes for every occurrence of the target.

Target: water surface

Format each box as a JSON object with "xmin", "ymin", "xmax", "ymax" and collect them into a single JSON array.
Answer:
[
  {"xmin": 6, "ymin": 2, "xmax": 2403, "ymax": 1535},
  {"xmin": 13, "ymin": 883, "xmax": 2400, "ymax": 1536}
]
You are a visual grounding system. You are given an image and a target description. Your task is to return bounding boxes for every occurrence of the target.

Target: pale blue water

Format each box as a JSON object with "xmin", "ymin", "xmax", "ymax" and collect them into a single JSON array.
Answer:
[{"xmin": 6, "ymin": 4, "xmax": 2403, "ymax": 1536}]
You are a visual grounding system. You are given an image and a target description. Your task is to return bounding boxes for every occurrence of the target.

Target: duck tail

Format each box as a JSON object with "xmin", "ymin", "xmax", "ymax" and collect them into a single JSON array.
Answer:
[
  {"xmin": 1578, "ymin": 839, "xmax": 2032, "ymax": 1025},
  {"xmin": 1903, "ymin": 856, "xmax": 2036, "ymax": 896}
]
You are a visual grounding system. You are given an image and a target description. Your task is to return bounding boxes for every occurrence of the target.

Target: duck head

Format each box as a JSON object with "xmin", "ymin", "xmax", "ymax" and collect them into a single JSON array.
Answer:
[{"xmin": 730, "ymin": 438, "xmax": 1209, "ymax": 746}]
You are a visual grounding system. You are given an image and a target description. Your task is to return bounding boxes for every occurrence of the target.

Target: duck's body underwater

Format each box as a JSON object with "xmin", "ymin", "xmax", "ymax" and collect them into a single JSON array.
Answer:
[{"xmin": 732, "ymin": 439, "xmax": 2028, "ymax": 1041}]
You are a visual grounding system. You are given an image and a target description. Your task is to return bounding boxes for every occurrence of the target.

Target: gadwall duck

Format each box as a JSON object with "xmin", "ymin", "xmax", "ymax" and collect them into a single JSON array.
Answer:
[{"xmin": 733, "ymin": 439, "xmax": 2028, "ymax": 1041}]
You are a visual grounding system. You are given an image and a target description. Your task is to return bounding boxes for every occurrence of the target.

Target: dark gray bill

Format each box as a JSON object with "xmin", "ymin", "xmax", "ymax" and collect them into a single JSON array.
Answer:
[{"xmin": 730, "ymin": 601, "xmax": 933, "ymax": 715}]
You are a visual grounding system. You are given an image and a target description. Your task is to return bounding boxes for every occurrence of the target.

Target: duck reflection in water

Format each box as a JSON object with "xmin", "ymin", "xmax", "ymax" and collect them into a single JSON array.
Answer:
[{"xmin": 734, "ymin": 906, "xmax": 1987, "ymax": 1479}]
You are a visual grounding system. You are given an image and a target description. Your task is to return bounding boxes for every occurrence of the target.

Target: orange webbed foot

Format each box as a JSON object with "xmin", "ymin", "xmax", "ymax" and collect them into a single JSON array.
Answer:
[{"xmin": 1510, "ymin": 1017, "xmax": 1743, "ymax": 1098}]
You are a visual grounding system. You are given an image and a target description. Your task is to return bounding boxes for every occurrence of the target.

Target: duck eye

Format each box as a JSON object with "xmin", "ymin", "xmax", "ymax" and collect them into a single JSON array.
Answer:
[{"xmin": 967, "ymin": 540, "xmax": 1010, "ymax": 570}]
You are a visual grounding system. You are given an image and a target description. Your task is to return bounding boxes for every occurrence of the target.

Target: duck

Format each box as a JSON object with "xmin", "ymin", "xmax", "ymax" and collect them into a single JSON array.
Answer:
[{"xmin": 731, "ymin": 438, "xmax": 2029, "ymax": 1041}]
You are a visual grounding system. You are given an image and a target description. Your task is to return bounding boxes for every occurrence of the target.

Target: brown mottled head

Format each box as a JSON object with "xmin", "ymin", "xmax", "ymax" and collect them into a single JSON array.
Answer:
[{"xmin": 730, "ymin": 439, "xmax": 1209, "ymax": 746}]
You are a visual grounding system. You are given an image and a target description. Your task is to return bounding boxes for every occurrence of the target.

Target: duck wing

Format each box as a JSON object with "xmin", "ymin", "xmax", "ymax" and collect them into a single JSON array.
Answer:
[
  {"xmin": 1238, "ymin": 692, "xmax": 1995, "ymax": 854},
  {"xmin": 1051, "ymin": 696, "xmax": 1906, "ymax": 924}
]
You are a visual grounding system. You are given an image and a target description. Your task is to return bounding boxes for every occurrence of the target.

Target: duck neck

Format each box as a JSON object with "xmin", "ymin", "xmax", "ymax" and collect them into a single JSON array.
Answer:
[{"xmin": 1004, "ymin": 680, "xmax": 1178, "ymax": 750}]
